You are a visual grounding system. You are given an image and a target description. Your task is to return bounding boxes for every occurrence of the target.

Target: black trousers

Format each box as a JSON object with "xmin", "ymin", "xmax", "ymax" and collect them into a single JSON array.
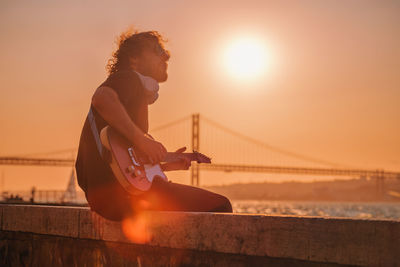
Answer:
[{"xmin": 86, "ymin": 177, "xmax": 233, "ymax": 221}]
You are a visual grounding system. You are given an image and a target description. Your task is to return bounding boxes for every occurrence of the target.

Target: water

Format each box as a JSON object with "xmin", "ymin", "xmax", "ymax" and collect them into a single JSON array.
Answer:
[
  {"xmin": 232, "ymin": 200, "xmax": 400, "ymax": 220},
  {"xmin": 5, "ymin": 191, "xmax": 400, "ymax": 220}
]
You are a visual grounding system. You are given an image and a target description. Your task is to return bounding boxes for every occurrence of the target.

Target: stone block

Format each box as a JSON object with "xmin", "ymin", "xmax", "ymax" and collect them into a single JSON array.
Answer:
[
  {"xmin": 2, "ymin": 205, "xmax": 33, "ymax": 232},
  {"xmin": 78, "ymin": 208, "xmax": 129, "ymax": 243},
  {"xmin": 0, "ymin": 205, "xmax": 3, "ymax": 230},
  {"xmin": 2, "ymin": 205, "xmax": 80, "ymax": 238}
]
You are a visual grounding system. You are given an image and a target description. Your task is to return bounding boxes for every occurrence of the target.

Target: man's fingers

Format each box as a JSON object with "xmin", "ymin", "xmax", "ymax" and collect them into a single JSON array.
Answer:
[
  {"xmin": 158, "ymin": 142, "xmax": 167, "ymax": 154},
  {"xmin": 159, "ymin": 147, "xmax": 167, "ymax": 162},
  {"xmin": 181, "ymin": 157, "xmax": 191, "ymax": 169},
  {"xmin": 159, "ymin": 143, "xmax": 167, "ymax": 162},
  {"xmin": 149, "ymin": 155, "xmax": 154, "ymax": 164},
  {"xmin": 175, "ymin": 146, "xmax": 186, "ymax": 153},
  {"xmin": 151, "ymin": 143, "xmax": 166, "ymax": 164},
  {"xmin": 185, "ymin": 163, "xmax": 191, "ymax": 170},
  {"xmin": 140, "ymin": 137, "xmax": 168, "ymax": 164},
  {"xmin": 158, "ymin": 150, "xmax": 165, "ymax": 163}
]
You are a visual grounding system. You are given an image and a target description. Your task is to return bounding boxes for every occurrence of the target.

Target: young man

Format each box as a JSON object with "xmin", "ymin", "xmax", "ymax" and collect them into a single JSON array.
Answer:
[{"xmin": 75, "ymin": 30, "xmax": 232, "ymax": 221}]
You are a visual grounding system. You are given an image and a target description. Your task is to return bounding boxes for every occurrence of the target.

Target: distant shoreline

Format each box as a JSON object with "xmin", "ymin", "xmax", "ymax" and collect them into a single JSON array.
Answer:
[
  {"xmin": 229, "ymin": 199, "xmax": 400, "ymax": 203},
  {"xmin": 206, "ymin": 178, "xmax": 400, "ymax": 203}
]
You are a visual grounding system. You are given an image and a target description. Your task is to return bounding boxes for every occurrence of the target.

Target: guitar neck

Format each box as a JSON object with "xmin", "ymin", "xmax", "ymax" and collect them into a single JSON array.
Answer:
[{"xmin": 163, "ymin": 152, "xmax": 197, "ymax": 163}]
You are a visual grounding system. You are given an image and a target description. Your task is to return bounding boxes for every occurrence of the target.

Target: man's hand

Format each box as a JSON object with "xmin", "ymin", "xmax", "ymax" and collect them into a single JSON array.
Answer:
[
  {"xmin": 161, "ymin": 147, "xmax": 191, "ymax": 171},
  {"xmin": 135, "ymin": 134, "xmax": 167, "ymax": 164}
]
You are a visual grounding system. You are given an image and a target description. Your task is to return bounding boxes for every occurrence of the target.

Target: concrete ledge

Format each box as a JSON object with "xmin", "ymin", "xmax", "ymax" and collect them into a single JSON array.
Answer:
[
  {"xmin": 2, "ymin": 205, "xmax": 81, "ymax": 237},
  {"xmin": 1, "ymin": 204, "xmax": 399, "ymax": 266}
]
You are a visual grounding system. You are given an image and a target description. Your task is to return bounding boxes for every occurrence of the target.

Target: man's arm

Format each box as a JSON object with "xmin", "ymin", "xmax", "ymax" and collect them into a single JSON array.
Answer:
[{"xmin": 92, "ymin": 86, "xmax": 167, "ymax": 163}]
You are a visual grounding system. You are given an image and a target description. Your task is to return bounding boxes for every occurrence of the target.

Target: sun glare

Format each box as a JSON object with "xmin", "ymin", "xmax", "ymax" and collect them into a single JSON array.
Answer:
[{"xmin": 223, "ymin": 37, "xmax": 269, "ymax": 81}]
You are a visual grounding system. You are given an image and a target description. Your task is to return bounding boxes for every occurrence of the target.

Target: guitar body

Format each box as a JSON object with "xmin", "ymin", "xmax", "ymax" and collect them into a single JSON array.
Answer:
[
  {"xmin": 100, "ymin": 126, "xmax": 211, "ymax": 196},
  {"xmin": 100, "ymin": 126, "xmax": 167, "ymax": 195}
]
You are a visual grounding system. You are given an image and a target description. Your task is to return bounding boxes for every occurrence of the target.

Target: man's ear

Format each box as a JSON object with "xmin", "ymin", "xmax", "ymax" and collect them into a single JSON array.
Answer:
[{"xmin": 129, "ymin": 57, "xmax": 140, "ymax": 70}]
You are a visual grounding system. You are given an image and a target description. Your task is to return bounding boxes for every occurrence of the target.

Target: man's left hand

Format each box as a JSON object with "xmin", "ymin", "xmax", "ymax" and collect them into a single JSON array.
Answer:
[{"xmin": 161, "ymin": 147, "xmax": 192, "ymax": 171}]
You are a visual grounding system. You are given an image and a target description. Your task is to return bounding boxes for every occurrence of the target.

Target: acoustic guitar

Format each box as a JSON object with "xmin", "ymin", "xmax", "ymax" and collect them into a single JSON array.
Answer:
[{"xmin": 100, "ymin": 126, "xmax": 211, "ymax": 195}]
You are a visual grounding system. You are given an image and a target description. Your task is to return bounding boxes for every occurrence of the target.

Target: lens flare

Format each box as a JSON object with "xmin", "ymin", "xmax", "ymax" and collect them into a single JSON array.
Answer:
[{"xmin": 122, "ymin": 213, "xmax": 152, "ymax": 244}]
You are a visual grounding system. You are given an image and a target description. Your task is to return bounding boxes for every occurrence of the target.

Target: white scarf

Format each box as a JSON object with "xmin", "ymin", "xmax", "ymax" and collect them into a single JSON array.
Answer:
[{"xmin": 134, "ymin": 71, "xmax": 159, "ymax": 105}]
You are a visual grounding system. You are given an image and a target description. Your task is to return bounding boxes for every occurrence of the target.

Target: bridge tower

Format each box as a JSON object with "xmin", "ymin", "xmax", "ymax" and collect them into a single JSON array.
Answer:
[
  {"xmin": 61, "ymin": 168, "xmax": 77, "ymax": 203},
  {"xmin": 191, "ymin": 113, "xmax": 200, "ymax": 186},
  {"xmin": 374, "ymin": 170, "xmax": 385, "ymax": 200}
]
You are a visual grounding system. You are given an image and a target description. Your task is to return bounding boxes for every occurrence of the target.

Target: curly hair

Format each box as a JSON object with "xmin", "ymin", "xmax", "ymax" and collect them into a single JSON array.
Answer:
[{"xmin": 106, "ymin": 28, "xmax": 169, "ymax": 75}]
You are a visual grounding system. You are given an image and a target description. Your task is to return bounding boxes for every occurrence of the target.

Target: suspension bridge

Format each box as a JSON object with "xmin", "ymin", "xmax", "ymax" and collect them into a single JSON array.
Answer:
[{"xmin": 1, "ymin": 113, "xmax": 399, "ymax": 202}]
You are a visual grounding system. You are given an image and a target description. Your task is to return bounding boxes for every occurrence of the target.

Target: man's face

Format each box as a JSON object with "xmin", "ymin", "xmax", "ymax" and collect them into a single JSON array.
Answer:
[{"xmin": 135, "ymin": 42, "xmax": 170, "ymax": 82}]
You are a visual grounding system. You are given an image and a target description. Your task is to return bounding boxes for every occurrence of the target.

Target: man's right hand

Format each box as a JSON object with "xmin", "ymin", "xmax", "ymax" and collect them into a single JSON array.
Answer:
[{"xmin": 135, "ymin": 134, "xmax": 167, "ymax": 164}]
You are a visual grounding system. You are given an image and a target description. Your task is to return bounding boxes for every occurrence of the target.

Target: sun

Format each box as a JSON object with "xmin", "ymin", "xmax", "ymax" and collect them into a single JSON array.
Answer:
[{"xmin": 223, "ymin": 37, "xmax": 269, "ymax": 80}]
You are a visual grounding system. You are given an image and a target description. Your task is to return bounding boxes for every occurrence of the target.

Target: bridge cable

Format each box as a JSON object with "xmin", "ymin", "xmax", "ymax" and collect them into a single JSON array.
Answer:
[
  {"xmin": 201, "ymin": 116, "xmax": 353, "ymax": 168},
  {"xmin": 150, "ymin": 115, "xmax": 191, "ymax": 132}
]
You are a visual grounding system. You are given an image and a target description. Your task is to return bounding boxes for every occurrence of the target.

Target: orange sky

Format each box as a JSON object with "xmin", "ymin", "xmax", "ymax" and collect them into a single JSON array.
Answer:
[{"xmin": 0, "ymin": 1, "xmax": 399, "ymax": 190}]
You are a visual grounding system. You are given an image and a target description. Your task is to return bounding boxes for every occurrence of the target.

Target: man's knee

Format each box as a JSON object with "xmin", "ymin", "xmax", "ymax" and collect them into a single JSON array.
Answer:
[
  {"xmin": 213, "ymin": 195, "xmax": 233, "ymax": 213},
  {"xmin": 221, "ymin": 196, "xmax": 233, "ymax": 212}
]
